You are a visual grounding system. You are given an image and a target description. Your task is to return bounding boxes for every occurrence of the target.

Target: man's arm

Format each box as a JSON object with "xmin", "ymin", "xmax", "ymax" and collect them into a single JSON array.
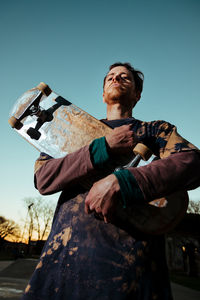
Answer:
[
  {"xmin": 85, "ymin": 150, "xmax": 200, "ymax": 222},
  {"xmin": 34, "ymin": 145, "xmax": 96, "ymax": 195},
  {"xmin": 34, "ymin": 125, "xmax": 136, "ymax": 195},
  {"xmin": 128, "ymin": 150, "xmax": 200, "ymax": 201},
  {"xmin": 85, "ymin": 121, "xmax": 200, "ymax": 222}
]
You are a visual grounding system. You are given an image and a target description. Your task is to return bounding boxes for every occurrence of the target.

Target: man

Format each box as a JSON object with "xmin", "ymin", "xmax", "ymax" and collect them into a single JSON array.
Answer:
[{"xmin": 22, "ymin": 63, "xmax": 200, "ymax": 300}]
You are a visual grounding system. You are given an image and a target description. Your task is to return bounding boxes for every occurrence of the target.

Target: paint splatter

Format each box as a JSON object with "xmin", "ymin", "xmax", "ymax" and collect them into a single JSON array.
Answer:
[
  {"xmin": 36, "ymin": 261, "xmax": 42, "ymax": 269},
  {"xmin": 69, "ymin": 246, "xmax": 78, "ymax": 255},
  {"xmin": 71, "ymin": 203, "xmax": 79, "ymax": 212},
  {"xmin": 47, "ymin": 249, "xmax": 53, "ymax": 255},
  {"xmin": 76, "ymin": 195, "xmax": 84, "ymax": 203},
  {"xmin": 112, "ymin": 276, "xmax": 122, "ymax": 282},
  {"xmin": 25, "ymin": 284, "xmax": 31, "ymax": 293},
  {"xmin": 62, "ymin": 227, "xmax": 72, "ymax": 247}
]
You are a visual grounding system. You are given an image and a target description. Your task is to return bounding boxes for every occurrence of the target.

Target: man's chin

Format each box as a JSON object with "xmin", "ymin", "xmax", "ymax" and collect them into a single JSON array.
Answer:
[
  {"xmin": 103, "ymin": 97, "xmax": 121, "ymax": 105},
  {"xmin": 104, "ymin": 90, "xmax": 125, "ymax": 104},
  {"xmin": 103, "ymin": 94, "xmax": 136, "ymax": 109}
]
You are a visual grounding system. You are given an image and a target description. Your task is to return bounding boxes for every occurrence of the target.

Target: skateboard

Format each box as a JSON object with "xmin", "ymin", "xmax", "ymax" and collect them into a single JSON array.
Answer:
[
  {"xmin": 8, "ymin": 83, "xmax": 113, "ymax": 159},
  {"xmin": 8, "ymin": 83, "xmax": 188, "ymax": 235}
]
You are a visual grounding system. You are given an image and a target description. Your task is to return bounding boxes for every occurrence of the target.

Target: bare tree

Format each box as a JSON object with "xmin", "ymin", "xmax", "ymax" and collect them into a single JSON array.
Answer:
[
  {"xmin": 22, "ymin": 197, "xmax": 55, "ymax": 243},
  {"xmin": 187, "ymin": 200, "xmax": 200, "ymax": 214},
  {"xmin": 40, "ymin": 201, "xmax": 55, "ymax": 240},
  {"xmin": 0, "ymin": 216, "xmax": 21, "ymax": 243}
]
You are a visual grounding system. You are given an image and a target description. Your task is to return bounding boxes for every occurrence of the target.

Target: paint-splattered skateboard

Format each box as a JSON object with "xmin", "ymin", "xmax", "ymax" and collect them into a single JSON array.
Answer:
[
  {"xmin": 8, "ymin": 83, "xmax": 188, "ymax": 234},
  {"xmin": 8, "ymin": 82, "xmax": 113, "ymax": 158}
]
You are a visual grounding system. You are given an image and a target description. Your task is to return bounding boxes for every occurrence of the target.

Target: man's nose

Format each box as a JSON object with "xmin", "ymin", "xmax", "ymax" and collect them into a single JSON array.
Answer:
[{"xmin": 113, "ymin": 74, "xmax": 121, "ymax": 82}]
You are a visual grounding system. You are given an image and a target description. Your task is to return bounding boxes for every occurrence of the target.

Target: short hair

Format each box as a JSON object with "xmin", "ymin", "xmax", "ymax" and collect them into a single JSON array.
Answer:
[{"xmin": 103, "ymin": 62, "xmax": 144, "ymax": 93}]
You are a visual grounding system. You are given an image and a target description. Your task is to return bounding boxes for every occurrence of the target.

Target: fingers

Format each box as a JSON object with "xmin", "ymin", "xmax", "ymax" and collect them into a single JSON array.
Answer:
[
  {"xmin": 84, "ymin": 175, "xmax": 119, "ymax": 223},
  {"xmin": 105, "ymin": 124, "xmax": 137, "ymax": 154},
  {"xmin": 84, "ymin": 194, "xmax": 91, "ymax": 214},
  {"xmin": 85, "ymin": 196, "xmax": 113, "ymax": 224},
  {"xmin": 85, "ymin": 192, "xmax": 112, "ymax": 223},
  {"xmin": 84, "ymin": 196, "xmax": 93, "ymax": 214},
  {"xmin": 104, "ymin": 216, "xmax": 109, "ymax": 224},
  {"xmin": 102, "ymin": 209, "xmax": 113, "ymax": 224},
  {"xmin": 85, "ymin": 190, "xmax": 98, "ymax": 213},
  {"xmin": 85, "ymin": 196, "xmax": 103, "ymax": 216}
]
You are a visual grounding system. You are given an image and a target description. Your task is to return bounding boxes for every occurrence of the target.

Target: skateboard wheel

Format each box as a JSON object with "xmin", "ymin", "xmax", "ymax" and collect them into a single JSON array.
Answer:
[
  {"xmin": 27, "ymin": 127, "xmax": 41, "ymax": 140},
  {"xmin": 8, "ymin": 116, "xmax": 23, "ymax": 130},
  {"xmin": 37, "ymin": 82, "xmax": 52, "ymax": 96},
  {"xmin": 133, "ymin": 143, "xmax": 152, "ymax": 161}
]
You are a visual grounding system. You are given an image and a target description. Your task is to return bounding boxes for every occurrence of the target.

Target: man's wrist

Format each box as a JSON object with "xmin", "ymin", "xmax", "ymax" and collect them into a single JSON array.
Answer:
[
  {"xmin": 89, "ymin": 137, "xmax": 113, "ymax": 169},
  {"xmin": 113, "ymin": 169, "xmax": 144, "ymax": 208}
]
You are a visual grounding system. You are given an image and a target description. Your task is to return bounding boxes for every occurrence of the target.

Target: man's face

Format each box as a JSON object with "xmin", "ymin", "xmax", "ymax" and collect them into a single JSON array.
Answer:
[{"xmin": 103, "ymin": 66, "xmax": 141, "ymax": 107}]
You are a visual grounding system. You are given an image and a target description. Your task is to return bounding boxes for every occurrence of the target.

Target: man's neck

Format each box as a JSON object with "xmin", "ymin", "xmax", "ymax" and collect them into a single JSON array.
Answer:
[{"xmin": 106, "ymin": 103, "xmax": 133, "ymax": 120}]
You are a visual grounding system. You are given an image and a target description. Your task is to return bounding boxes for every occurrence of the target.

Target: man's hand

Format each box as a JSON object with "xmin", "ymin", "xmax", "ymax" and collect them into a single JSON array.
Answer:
[
  {"xmin": 105, "ymin": 124, "xmax": 137, "ymax": 155},
  {"xmin": 85, "ymin": 174, "xmax": 121, "ymax": 223}
]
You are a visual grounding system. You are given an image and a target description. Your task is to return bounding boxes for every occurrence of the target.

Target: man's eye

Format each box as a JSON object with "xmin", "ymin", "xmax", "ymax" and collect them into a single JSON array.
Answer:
[
  {"xmin": 121, "ymin": 75, "xmax": 129, "ymax": 80},
  {"xmin": 107, "ymin": 77, "xmax": 112, "ymax": 81}
]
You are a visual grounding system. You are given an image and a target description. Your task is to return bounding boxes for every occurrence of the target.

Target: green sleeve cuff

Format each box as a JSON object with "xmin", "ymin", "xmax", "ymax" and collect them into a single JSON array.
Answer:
[
  {"xmin": 89, "ymin": 137, "xmax": 112, "ymax": 169},
  {"xmin": 113, "ymin": 169, "xmax": 144, "ymax": 208}
]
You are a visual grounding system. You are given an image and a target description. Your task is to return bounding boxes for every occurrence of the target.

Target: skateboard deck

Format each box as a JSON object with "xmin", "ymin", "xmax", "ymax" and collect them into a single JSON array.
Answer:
[
  {"xmin": 8, "ymin": 83, "xmax": 188, "ymax": 235},
  {"xmin": 8, "ymin": 83, "xmax": 112, "ymax": 159}
]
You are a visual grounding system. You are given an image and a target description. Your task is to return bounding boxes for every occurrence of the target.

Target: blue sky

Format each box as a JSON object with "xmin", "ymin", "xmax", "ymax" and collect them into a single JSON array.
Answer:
[{"xmin": 1, "ymin": 0, "xmax": 200, "ymax": 224}]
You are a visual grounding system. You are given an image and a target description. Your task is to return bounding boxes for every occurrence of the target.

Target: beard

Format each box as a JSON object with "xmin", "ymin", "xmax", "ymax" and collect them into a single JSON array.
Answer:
[{"xmin": 103, "ymin": 86, "xmax": 135, "ymax": 107}]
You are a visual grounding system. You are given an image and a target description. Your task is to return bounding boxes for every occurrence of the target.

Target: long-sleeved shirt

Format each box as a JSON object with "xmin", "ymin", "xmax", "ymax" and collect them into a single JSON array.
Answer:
[{"xmin": 22, "ymin": 117, "xmax": 200, "ymax": 300}]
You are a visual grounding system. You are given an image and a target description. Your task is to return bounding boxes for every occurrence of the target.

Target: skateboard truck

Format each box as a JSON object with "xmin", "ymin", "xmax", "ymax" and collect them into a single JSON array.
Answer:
[
  {"xmin": 26, "ymin": 96, "xmax": 71, "ymax": 140},
  {"xmin": 8, "ymin": 83, "xmax": 52, "ymax": 140},
  {"xmin": 26, "ymin": 108, "xmax": 54, "ymax": 140},
  {"xmin": 115, "ymin": 143, "xmax": 152, "ymax": 171}
]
